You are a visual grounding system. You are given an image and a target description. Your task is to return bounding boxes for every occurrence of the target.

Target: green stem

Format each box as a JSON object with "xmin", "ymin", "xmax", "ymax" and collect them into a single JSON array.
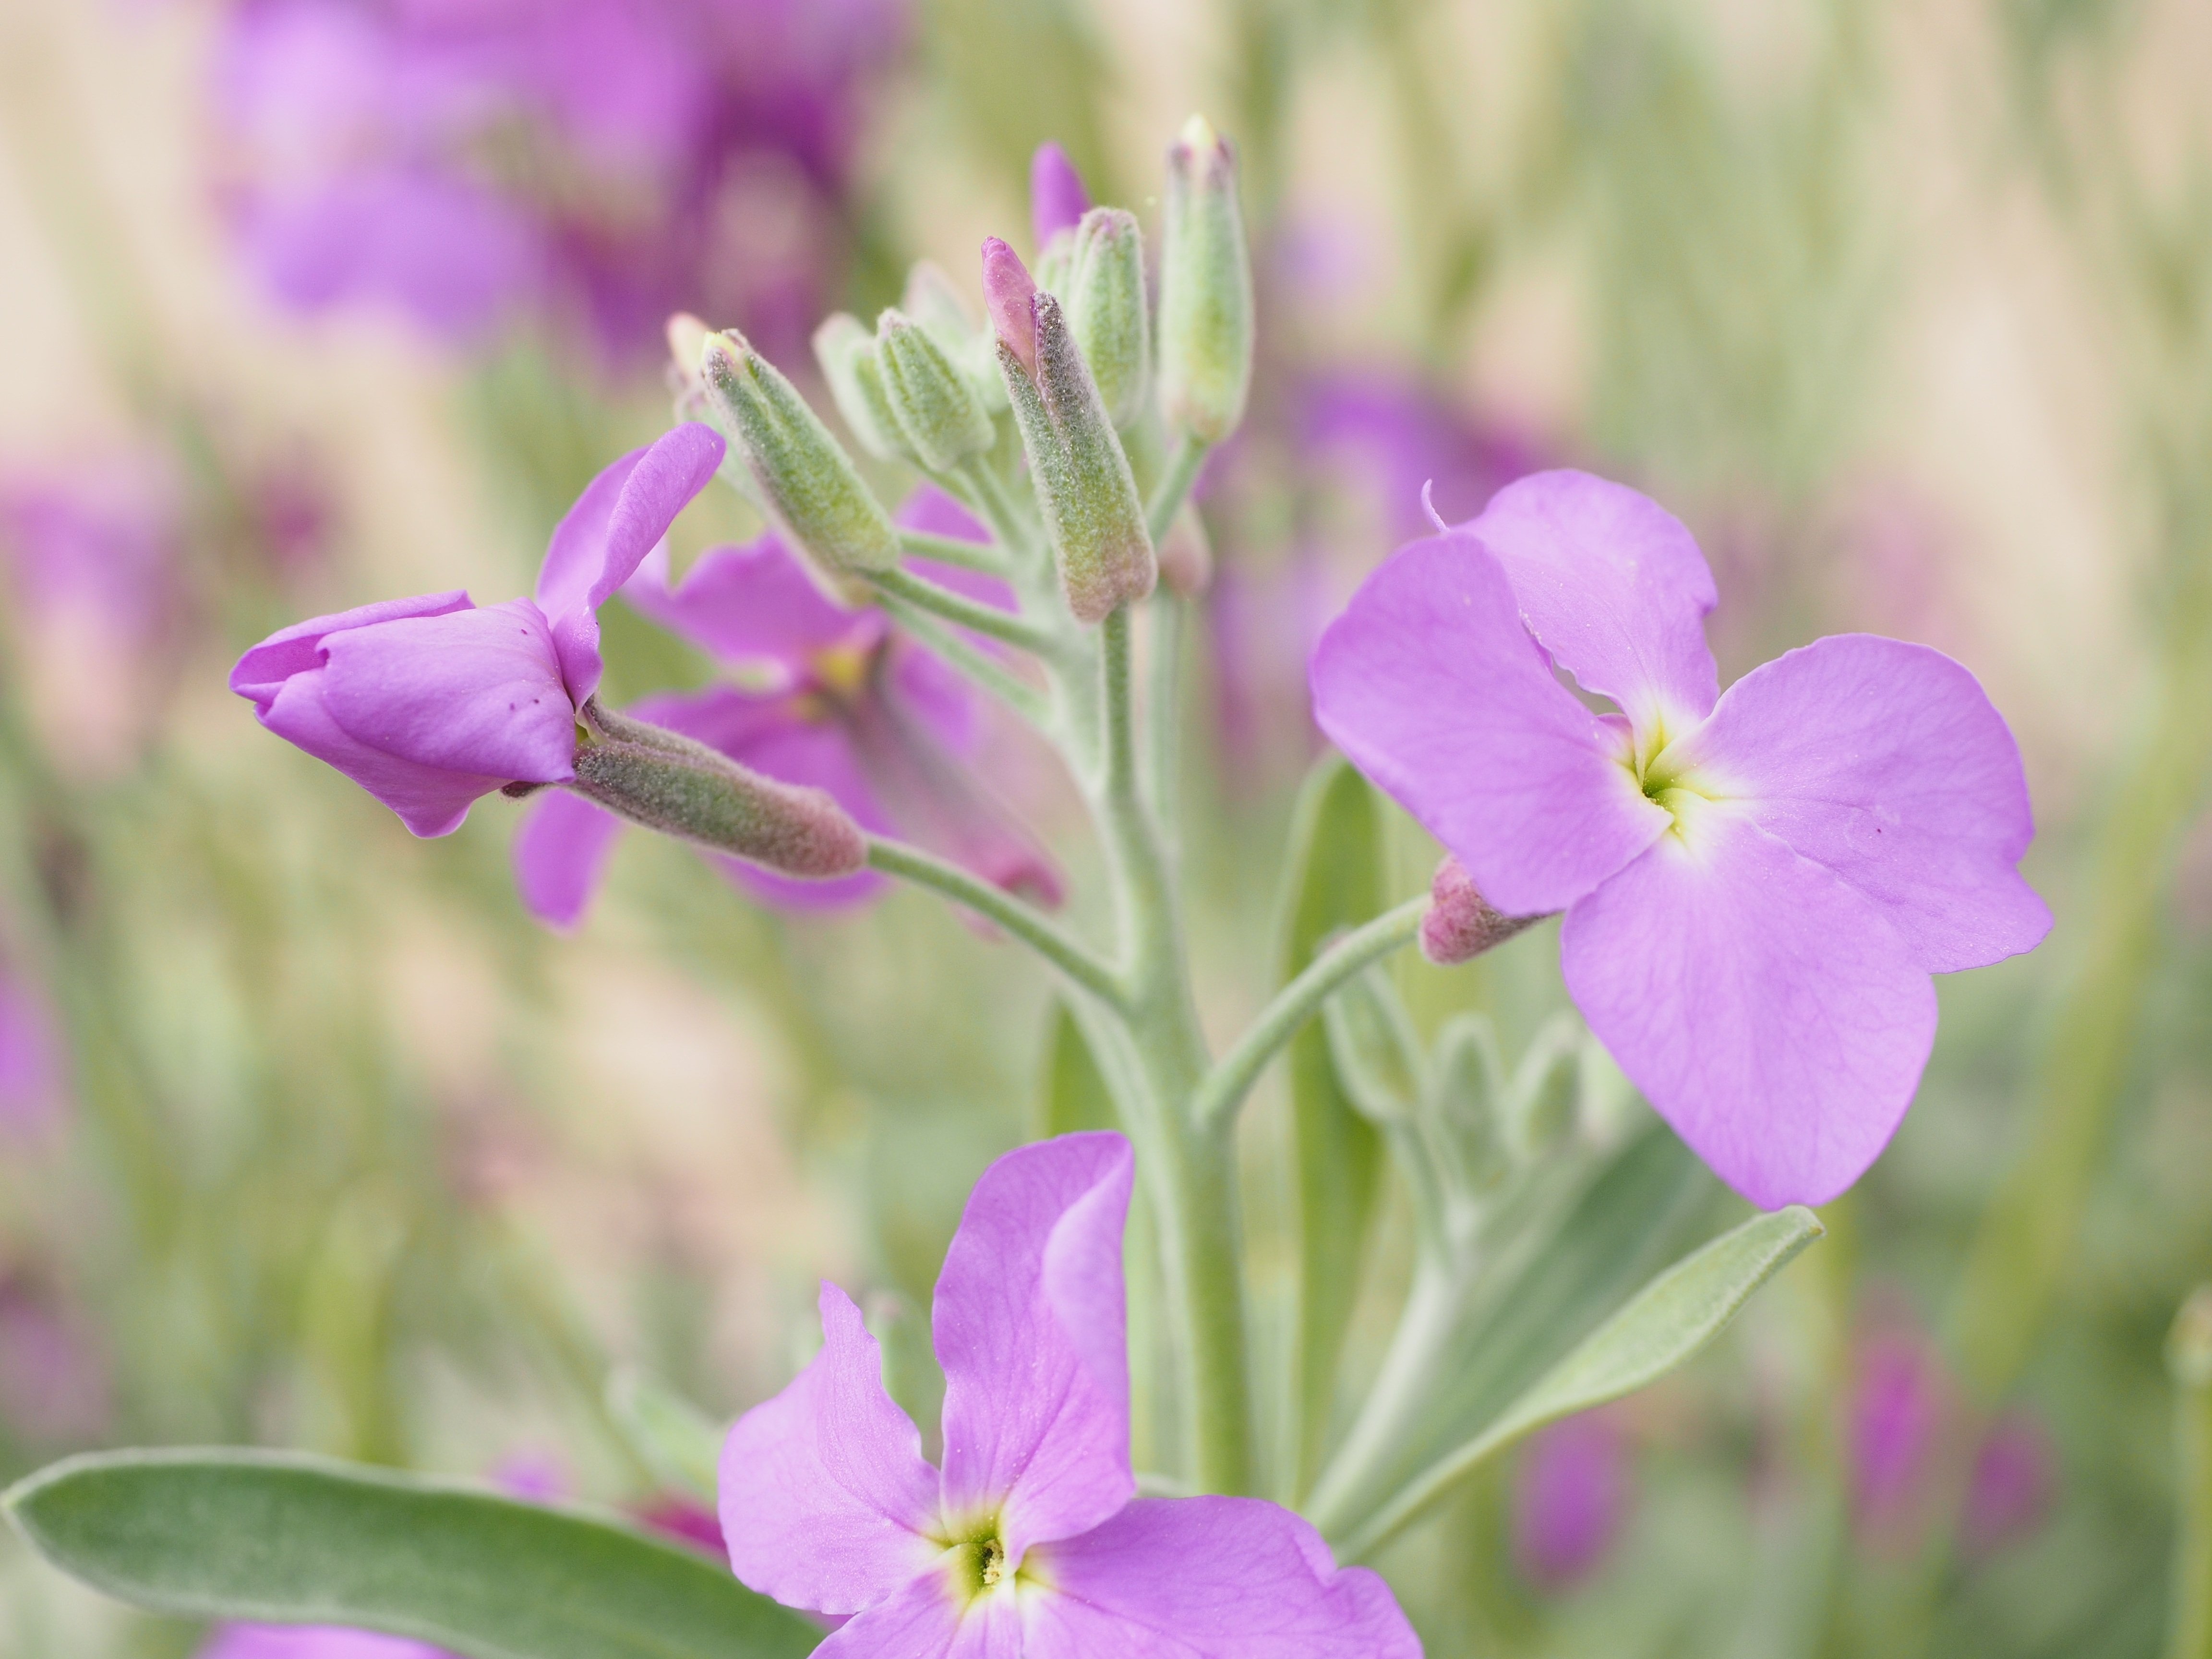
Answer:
[
  {"xmin": 897, "ymin": 527, "xmax": 1009, "ymax": 575},
  {"xmin": 868, "ymin": 565, "xmax": 1058, "ymax": 655},
  {"xmin": 959, "ymin": 458, "xmax": 1042, "ymax": 559},
  {"xmin": 1146, "ymin": 437, "xmax": 1209, "ymax": 545},
  {"xmin": 864, "ymin": 838, "xmax": 1126, "ymax": 1010},
  {"xmin": 1143, "ymin": 595, "xmax": 1187, "ymax": 852},
  {"xmin": 2169, "ymin": 1287, "xmax": 2212, "ymax": 1659},
  {"xmin": 1192, "ymin": 898, "xmax": 1429, "ymax": 1137}
]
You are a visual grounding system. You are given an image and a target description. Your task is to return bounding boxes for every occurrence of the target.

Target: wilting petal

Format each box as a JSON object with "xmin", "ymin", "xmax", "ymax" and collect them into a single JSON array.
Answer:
[
  {"xmin": 935, "ymin": 1134, "xmax": 1135, "ymax": 1557},
  {"xmin": 512, "ymin": 790, "xmax": 624, "ymax": 930},
  {"xmin": 1561, "ymin": 810, "xmax": 1936, "ymax": 1208},
  {"xmin": 318, "ymin": 600, "xmax": 577, "ymax": 783},
  {"xmin": 536, "ymin": 423, "xmax": 726, "ymax": 700},
  {"xmin": 1310, "ymin": 531, "xmax": 1671, "ymax": 914},
  {"xmin": 720, "ymin": 1283, "xmax": 944, "ymax": 1617},
  {"xmin": 1023, "ymin": 1497, "xmax": 1420, "ymax": 1658},
  {"xmin": 1467, "ymin": 470, "xmax": 1719, "ymax": 734},
  {"xmin": 229, "ymin": 590, "xmax": 474, "ymax": 710},
  {"xmin": 1666, "ymin": 635, "xmax": 2050, "ymax": 974},
  {"xmin": 624, "ymin": 533, "xmax": 864, "ymax": 671}
]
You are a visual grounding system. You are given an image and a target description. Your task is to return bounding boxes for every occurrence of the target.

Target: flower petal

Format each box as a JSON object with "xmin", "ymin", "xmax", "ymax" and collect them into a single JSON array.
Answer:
[
  {"xmin": 317, "ymin": 599, "xmax": 577, "ymax": 784},
  {"xmin": 935, "ymin": 1133, "xmax": 1135, "ymax": 1558},
  {"xmin": 623, "ymin": 533, "xmax": 863, "ymax": 670},
  {"xmin": 1310, "ymin": 530, "xmax": 1671, "ymax": 914},
  {"xmin": 720, "ymin": 1282, "xmax": 945, "ymax": 1617},
  {"xmin": 512, "ymin": 790, "xmax": 624, "ymax": 930},
  {"xmin": 1467, "ymin": 470, "xmax": 1719, "ymax": 733},
  {"xmin": 536, "ymin": 422, "xmax": 726, "ymax": 701},
  {"xmin": 1666, "ymin": 635, "xmax": 2051, "ymax": 973},
  {"xmin": 229, "ymin": 590, "xmax": 474, "ymax": 710},
  {"xmin": 1561, "ymin": 809, "xmax": 1937, "ymax": 1208},
  {"xmin": 1022, "ymin": 1497, "xmax": 1420, "ymax": 1658}
]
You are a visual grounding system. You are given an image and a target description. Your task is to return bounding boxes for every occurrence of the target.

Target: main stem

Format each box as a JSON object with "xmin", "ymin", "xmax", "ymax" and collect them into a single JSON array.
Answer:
[{"xmin": 1093, "ymin": 604, "xmax": 1255, "ymax": 1495}]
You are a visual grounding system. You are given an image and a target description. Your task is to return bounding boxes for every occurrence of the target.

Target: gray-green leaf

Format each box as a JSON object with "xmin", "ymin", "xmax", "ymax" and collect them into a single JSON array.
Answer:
[
  {"xmin": 1337, "ymin": 1204, "xmax": 1823, "ymax": 1558},
  {"xmin": 4, "ymin": 1449, "xmax": 820, "ymax": 1659}
]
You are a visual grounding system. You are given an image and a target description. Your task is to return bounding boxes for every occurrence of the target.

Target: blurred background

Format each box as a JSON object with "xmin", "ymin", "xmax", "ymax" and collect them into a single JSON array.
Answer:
[{"xmin": 0, "ymin": 0, "xmax": 2208, "ymax": 1654}]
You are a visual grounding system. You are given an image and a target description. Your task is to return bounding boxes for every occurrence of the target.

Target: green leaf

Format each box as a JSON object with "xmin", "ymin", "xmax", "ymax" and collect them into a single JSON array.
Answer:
[
  {"xmin": 1339, "ymin": 1202, "xmax": 1824, "ymax": 1558},
  {"xmin": 4, "ymin": 1449, "xmax": 820, "ymax": 1659},
  {"xmin": 1038, "ymin": 999, "xmax": 1118, "ymax": 1136},
  {"xmin": 1275, "ymin": 753, "xmax": 1392, "ymax": 1500},
  {"xmin": 606, "ymin": 1370, "xmax": 723, "ymax": 1505}
]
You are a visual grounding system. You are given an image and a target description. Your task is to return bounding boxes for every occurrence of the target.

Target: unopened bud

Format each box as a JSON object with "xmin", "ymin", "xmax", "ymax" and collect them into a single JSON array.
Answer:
[
  {"xmin": 570, "ymin": 701, "xmax": 867, "ymax": 880},
  {"xmin": 812, "ymin": 313, "xmax": 912, "ymax": 464},
  {"xmin": 1063, "ymin": 208, "xmax": 1150, "ymax": 428},
  {"xmin": 902, "ymin": 261, "xmax": 1004, "ymax": 414},
  {"xmin": 877, "ymin": 308, "xmax": 996, "ymax": 472},
  {"xmin": 1419, "ymin": 855, "xmax": 1541, "ymax": 965},
  {"xmin": 1030, "ymin": 141, "xmax": 1092, "ymax": 251},
  {"xmin": 1431, "ymin": 1014, "xmax": 1512, "ymax": 1195},
  {"xmin": 666, "ymin": 313, "xmax": 711, "ymax": 389},
  {"xmin": 995, "ymin": 291, "xmax": 1156, "ymax": 623},
  {"xmin": 981, "ymin": 237, "xmax": 1039, "ymax": 376},
  {"xmin": 1157, "ymin": 503, "xmax": 1213, "ymax": 597},
  {"xmin": 1156, "ymin": 115, "xmax": 1254, "ymax": 444},
  {"xmin": 701, "ymin": 329, "xmax": 900, "ymax": 579}
]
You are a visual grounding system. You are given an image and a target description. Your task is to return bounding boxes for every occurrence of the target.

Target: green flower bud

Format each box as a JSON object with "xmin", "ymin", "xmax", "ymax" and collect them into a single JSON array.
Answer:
[
  {"xmin": 812, "ymin": 313, "xmax": 913, "ymax": 464},
  {"xmin": 700, "ymin": 328, "xmax": 901, "ymax": 580},
  {"xmin": 1063, "ymin": 207, "xmax": 1151, "ymax": 429},
  {"xmin": 993, "ymin": 285, "xmax": 1156, "ymax": 623},
  {"xmin": 1156, "ymin": 114, "xmax": 1254, "ymax": 444},
  {"xmin": 877, "ymin": 307, "xmax": 996, "ymax": 472},
  {"xmin": 903, "ymin": 260, "xmax": 1006, "ymax": 414},
  {"xmin": 565, "ymin": 701, "xmax": 867, "ymax": 881}
]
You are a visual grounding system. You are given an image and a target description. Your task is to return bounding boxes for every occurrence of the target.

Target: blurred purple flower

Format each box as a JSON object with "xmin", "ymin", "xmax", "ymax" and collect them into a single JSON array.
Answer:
[
  {"xmin": 210, "ymin": 0, "xmax": 902, "ymax": 361},
  {"xmin": 231, "ymin": 424, "xmax": 724, "ymax": 836},
  {"xmin": 0, "ymin": 1283, "xmax": 109, "ymax": 1444},
  {"xmin": 718, "ymin": 1132, "xmax": 1419, "ymax": 1656},
  {"xmin": 1512, "ymin": 1412, "xmax": 1630, "ymax": 1591},
  {"xmin": 1298, "ymin": 372, "xmax": 1543, "ymax": 544},
  {"xmin": 0, "ymin": 954, "xmax": 66, "ymax": 1138},
  {"xmin": 1849, "ymin": 1329, "xmax": 1943, "ymax": 1546},
  {"xmin": 513, "ymin": 488, "xmax": 1058, "ymax": 925},
  {"xmin": 1311, "ymin": 470, "xmax": 2050, "ymax": 1208},
  {"xmin": 638, "ymin": 1494, "xmax": 726, "ymax": 1555},
  {"xmin": 1961, "ymin": 1409, "xmax": 2055, "ymax": 1559},
  {"xmin": 200, "ymin": 1625, "xmax": 452, "ymax": 1659}
]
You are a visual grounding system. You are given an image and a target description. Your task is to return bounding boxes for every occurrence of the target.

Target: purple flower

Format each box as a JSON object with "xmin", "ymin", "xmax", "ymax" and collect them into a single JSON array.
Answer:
[
  {"xmin": 1028, "ymin": 142, "xmax": 1091, "ymax": 250},
  {"xmin": 1960, "ymin": 1409, "xmax": 2054, "ymax": 1559},
  {"xmin": 1848, "ymin": 1330, "xmax": 1943, "ymax": 1547},
  {"xmin": 0, "ymin": 1283, "xmax": 108, "ymax": 1444},
  {"xmin": 230, "ymin": 424, "xmax": 725, "ymax": 837},
  {"xmin": 1310, "ymin": 470, "xmax": 2051, "ymax": 1208},
  {"xmin": 200, "ymin": 1625, "xmax": 451, "ymax": 1659},
  {"xmin": 0, "ymin": 954, "xmax": 66, "ymax": 1138},
  {"xmin": 1511, "ymin": 1412, "xmax": 1630, "ymax": 1592},
  {"xmin": 718, "ymin": 1131, "xmax": 1419, "ymax": 1657},
  {"xmin": 513, "ymin": 488, "xmax": 1058, "ymax": 924},
  {"xmin": 210, "ymin": 0, "xmax": 901, "ymax": 361}
]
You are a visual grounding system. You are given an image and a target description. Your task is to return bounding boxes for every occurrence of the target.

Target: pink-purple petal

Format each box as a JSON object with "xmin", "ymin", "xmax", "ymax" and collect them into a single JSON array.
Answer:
[
  {"xmin": 720, "ymin": 1283, "xmax": 945, "ymax": 1618},
  {"xmin": 512, "ymin": 790, "xmax": 625, "ymax": 931},
  {"xmin": 229, "ymin": 590, "xmax": 475, "ymax": 709},
  {"xmin": 934, "ymin": 1134, "xmax": 1135, "ymax": 1558},
  {"xmin": 536, "ymin": 422, "xmax": 726, "ymax": 701},
  {"xmin": 317, "ymin": 600, "xmax": 577, "ymax": 785},
  {"xmin": 255, "ymin": 665, "xmax": 512, "ymax": 839},
  {"xmin": 1467, "ymin": 470, "xmax": 1719, "ymax": 733},
  {"xmin": 1666, "ymin": 635, "xmax": 2051, "ymax": 974},
  {"xmin": 1561, "ymin": 811, "xmax": 1937, "ymax": 1209},
  {"xmin": 1310, "ymin": 531, "xmax": 1671, "ymax": 914},
  {"xmin": 808, "ymin": 1567, "xmax": 964, "ymax": 1659},
  {"xmin": 1022, "ymin": 1497, "xmax": 1421, "ymax": 1658},
  {"xmin": 623, "ymin": 534, "xmax": 865, "ymax": 670}
]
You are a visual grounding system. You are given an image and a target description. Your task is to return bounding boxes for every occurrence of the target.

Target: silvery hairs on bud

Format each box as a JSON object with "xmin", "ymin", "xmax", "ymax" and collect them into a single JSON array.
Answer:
[
  {"xmin": 1157, "ymin": 115, "xmax": 1255, "ymax": 445},
  {"xmin": 813, "ymin": 313, "xmax": 914, "ymax": 465},
  {"xmin": 1063, "ymin": 208, "xmax": 1150, "ymax": 430},
  {"xmin": 567, "ymin": 700, "xmax": 867, "ymax": 880},
  {"xmin": 1420, "ymin": 855, "xmax": 1544, "ymax": 965},
  {"xmin": 700, "ymin": 328, "xmax": 901, "ymax": 583},
  {"xmin": 877, "ymin": 308, "xmax": 996, "ymax": 473},
  {"xmin": 994, "ymin": 288, "xmax": 1156, "ymax": 624}
]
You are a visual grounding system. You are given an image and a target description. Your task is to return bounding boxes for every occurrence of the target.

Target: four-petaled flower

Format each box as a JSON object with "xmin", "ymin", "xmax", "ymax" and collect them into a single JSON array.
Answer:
[
  {"xmin": 512, "ymin": 488, "xmax": 1058, "ymax": 924},
  {"xmin": 719, "ymin": 1131, "xmax": 1419, "ymax": 1656},
  {"xmin": 1311, "ymin": 470, "xmax": 2050, "ymax": 1208},
  {"xmin": 229, "ymin": 424, "xmax": 725, "ymax": 837}
]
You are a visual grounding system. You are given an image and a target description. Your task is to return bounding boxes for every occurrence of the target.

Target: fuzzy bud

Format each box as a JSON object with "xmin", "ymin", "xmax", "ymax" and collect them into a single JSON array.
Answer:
[
  {"xmin": 1063, "ymin": 207, "xmax": 1151, "ymax": 429},
  {"xmin": 994, "ymin": 290, "xmax": 1157, "ymax": 623},
  {"xmin": 1157, "ymin": 502, "xmax": 1213, "ymax": 596},
  {"xmin": 812, "ymin": 313, "xmax": 913, "ymax": 464},
  {"xmin": 1156, "ymin": 115, "xmax": 1254, "ymax": 444},
  {"xmin": 701, "ymin": 329, "xmax": 901, "ymax": 579},
  {"xmin": 877, "ymin": 307, "xmax": 997, "ymax": 472},
  {"xmin": 981, "ymin": 237, "xmax": 1039, "ymax": 376},
  {"xmin": 568, "ymin": 701, "xmax": 867, "ymax": 880},
  {"xmin": 1420, "ymin": 855, "xmax": 1541, "ymax": 965},
  {"xmin": 902, "ymin": 261, "xmax": 1004, "ymax": 414}
]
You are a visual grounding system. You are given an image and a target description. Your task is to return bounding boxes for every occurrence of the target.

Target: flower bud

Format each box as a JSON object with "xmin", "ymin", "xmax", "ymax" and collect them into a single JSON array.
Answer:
[
  {"xmin": 1419, "ymin": 855, "xmax": 1540, "ymax": 964},
  {"xmin": 903, "ymin": 260, "xmax": 1005, "ymax": 414},
  {"xmin": 1157, "ymin": 502, "xmax": 1213, "ymax": 597},
  {"xmin": 1063, "ymin": 207, "xmax": 1150, "ymax": 429},
  {"xmin": 986, "ymin": 245, "xmax": 1155, "ymax": 623},
  {"xmin": 812, "ymin": 313, "xmax": 913, "ymax": 464},
  {"xmin": 1031, "ymin": 141, "xmax": 1092, "ymax": 251},
  {"xmin": 700, "ymin": 329, "xmax": 901, "ymax": 580},
  {"xmin": 1156, "ymin": 115, "xmax": 1254, "ymax": 444},
  {"xmin": 569, "ymin": 700, "xmax": 867, "ymax": 880},
  {"xmin": 877, "ymin": 307, "xmax": 996, "ymax": 472}
]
